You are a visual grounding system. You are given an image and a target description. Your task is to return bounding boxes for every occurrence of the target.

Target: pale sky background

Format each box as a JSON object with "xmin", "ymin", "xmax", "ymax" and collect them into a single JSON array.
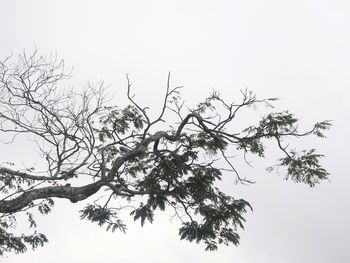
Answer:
[{"xmin": 0, "ymin": 1, "xmax": 349, "ymax": 262}]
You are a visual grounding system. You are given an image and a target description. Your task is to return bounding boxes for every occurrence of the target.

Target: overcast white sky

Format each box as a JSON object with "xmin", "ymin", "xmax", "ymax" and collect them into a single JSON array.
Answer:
[{"xmin": 1, "ymin": 1, "xmax": 349, "ymax": 262}]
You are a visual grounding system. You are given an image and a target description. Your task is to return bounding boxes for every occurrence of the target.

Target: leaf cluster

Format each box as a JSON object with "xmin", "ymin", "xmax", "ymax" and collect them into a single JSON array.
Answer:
[{"xmin": 80, "ymin": 204, "xmax": 127, "ymax": 233}]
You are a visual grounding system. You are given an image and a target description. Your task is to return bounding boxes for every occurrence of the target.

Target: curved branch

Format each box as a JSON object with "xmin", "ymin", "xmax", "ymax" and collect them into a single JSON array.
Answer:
[{"xmin": 0, "ymin": 180, "xmax": 105, "ymax": 213}]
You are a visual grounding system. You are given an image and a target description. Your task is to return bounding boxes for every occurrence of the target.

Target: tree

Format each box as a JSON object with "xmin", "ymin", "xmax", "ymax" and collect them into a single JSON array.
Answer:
[{"xmin": 0, "ymin": 51, "xmax": 331, "ymax": 255}]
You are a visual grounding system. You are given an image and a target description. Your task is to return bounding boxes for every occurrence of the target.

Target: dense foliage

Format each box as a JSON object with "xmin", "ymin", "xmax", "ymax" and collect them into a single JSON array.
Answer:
[{"xmin": 0, "ymin": 52, "xmax": 331, "ymax": 254}]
